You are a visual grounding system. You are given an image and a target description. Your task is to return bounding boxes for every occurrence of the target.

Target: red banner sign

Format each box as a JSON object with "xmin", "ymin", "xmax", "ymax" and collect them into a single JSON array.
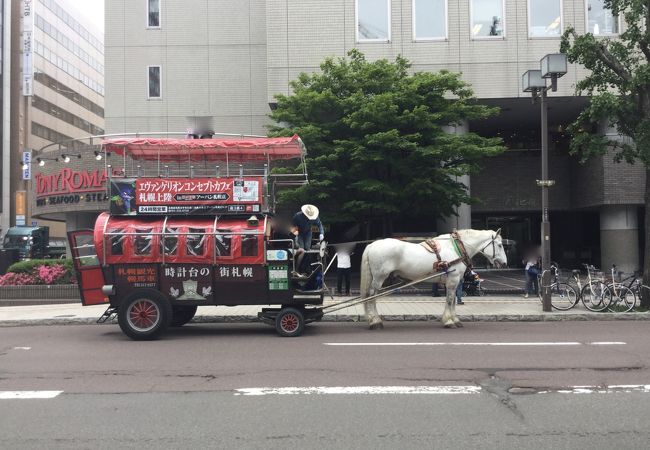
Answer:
[{"xmin": 110, "ymin": 177, "xmax": 263, "ymax": 216}]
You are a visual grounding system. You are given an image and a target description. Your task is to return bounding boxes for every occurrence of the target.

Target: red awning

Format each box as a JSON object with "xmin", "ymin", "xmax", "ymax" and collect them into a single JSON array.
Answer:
[{"xmin": 102, "ymin": 135, "xmax": 305, "ymax": 162}]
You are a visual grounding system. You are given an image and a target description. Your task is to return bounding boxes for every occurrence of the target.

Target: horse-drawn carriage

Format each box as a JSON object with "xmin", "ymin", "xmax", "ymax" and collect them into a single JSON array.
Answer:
[
  {"xmin": 68, "ymin": 135, "xmax": 331, "ymax": 340},
  {"xmin": 69, "ymin": 134, "xmax": 508, "ymax": 340}
]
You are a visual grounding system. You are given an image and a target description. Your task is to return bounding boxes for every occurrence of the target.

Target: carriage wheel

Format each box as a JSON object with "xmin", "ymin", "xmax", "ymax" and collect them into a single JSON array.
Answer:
[
  {"xmin": 275, "ymin": 307, "xmax": 305, "ymax": 337},
  {"xmin": 171, "ymin": 305, "xmax": 198, "ymax": 327},
  {"xmin": 118, "ymin": 290, "xmax": 171, "ymax": 340}
]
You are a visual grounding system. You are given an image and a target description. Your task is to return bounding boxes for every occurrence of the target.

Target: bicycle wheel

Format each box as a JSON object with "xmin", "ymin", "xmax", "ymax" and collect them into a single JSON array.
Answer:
[
  {"xmin": 605, "ymin": 285, "xmax": 636, "ymax": 312},
  {"xmin": 550, "ymin": 282, "xmax": 578, "ymax": 311},
  {"xmin": 581, "ymin": 281, "xmax": 610, "ymax": 312}
]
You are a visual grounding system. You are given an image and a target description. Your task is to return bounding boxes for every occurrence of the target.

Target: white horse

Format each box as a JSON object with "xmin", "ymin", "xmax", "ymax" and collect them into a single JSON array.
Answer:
[{"xmin": 359, "ymin": 229, "xmax": 507, "ymax": 329}]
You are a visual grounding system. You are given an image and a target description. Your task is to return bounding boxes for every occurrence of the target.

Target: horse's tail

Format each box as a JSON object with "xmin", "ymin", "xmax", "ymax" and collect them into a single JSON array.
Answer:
[{"xmin": 359, "ymin": 245, "xmax": 373, "ymax": 299}]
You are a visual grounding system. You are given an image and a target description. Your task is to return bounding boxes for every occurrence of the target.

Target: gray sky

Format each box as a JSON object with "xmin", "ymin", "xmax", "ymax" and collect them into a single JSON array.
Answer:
[{"xmin": 68, "ymin": 0, "xmax": 104, "ymax": 33}]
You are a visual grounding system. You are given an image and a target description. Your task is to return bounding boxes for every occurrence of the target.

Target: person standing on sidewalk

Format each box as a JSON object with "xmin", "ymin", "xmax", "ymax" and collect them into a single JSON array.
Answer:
[
  {"xmin": 523, "ymin": 254, "xmax": 540, "ymax": 298},
  {"xmin": 334, "ymin": 243, "xmax": 353, "ymax": 296}
]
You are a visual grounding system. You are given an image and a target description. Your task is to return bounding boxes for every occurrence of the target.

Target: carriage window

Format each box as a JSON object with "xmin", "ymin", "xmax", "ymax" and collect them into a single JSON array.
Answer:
[
  {"xmin": 134, "ymin": 228, "xmax": 153, "ymax": 256},
  {"xmin": 160, "ymin": 227, "xmax": 178, "ymax": 256},
  {"xmin": 215, "ymin": 232, "xmax": 232, "ymax": 257},
  {"xmin": 110, "ymin": 228, "xmax": 125, "ymax": 255},
  {"xmin": 241, "ymin": 235, "xmax": 258, "ymax": 257},
  {"xmin": 187, "ymin": 228, "xmax": 206, "ymax": 256}
]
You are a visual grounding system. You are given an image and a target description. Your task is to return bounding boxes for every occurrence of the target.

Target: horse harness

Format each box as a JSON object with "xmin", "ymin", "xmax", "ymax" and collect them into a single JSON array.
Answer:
[{"xmin": 420, "ymin": 231, "xmax": 472, "ymax": 272}]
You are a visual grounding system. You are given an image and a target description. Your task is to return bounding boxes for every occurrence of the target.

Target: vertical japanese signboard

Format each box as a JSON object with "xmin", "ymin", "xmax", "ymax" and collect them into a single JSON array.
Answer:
[
  {"xmin": 22, "ymin": 0, "xmax": 34, "ymax": 97},
  {"xmin": 22, "ymin": 151, "xmax": 31, "ymax": 180},
  {"xmin": 15, "ymin": 191, "xmax": 26, "ymax": 226}
]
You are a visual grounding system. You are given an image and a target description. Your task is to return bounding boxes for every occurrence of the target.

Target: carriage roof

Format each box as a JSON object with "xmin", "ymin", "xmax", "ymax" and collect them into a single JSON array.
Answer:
[{"xmin": 102, "ymin": 135, "xmax": 305, "ymax": 162}]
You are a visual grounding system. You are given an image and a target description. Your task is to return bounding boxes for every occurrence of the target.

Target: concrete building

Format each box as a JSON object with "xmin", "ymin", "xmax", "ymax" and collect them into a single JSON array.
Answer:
[
  {"xmin": 0, "ymin": 0, "xmax": 105, "ymax": 240},
  {"xmin": 96, "ymin": 0, "xmax": 643, "ymax": 272}
]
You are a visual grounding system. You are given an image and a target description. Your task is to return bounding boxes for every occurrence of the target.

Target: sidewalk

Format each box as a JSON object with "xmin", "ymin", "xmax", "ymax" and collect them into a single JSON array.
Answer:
[{"xmin": 1, "ymin": 295, "xmax": 648, "ymax": 327}]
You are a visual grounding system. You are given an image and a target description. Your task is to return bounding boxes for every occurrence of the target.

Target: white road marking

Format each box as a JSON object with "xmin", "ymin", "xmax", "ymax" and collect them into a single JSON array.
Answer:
[
  {"xmin": 325, "ymin": 342, "xmax": 580, "ymax": 346},
  {"xmin": 13, "ymin": 347, "xmax": 31, "ymax": 350},
  {"xmin": 589, "ymin": 341, "xmax": 626, "ymax": 345},
  {"xmin": 543, "ymin": 385, "xmax": 650, "ymax": 394},
  {"xmin": 0, "ymin": 391, "xmax": 63, "ymax": 399},
  {"xmin": 235, "ymin": 386, "xmax": 482, "ymax": 396}
]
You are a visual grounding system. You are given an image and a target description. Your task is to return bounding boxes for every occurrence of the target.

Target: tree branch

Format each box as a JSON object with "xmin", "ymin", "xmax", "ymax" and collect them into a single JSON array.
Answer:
[
  {"xmin": 642, "ymin": 1, "xmax": 650, "ymax": 62},
  {"xmin": 568, "ymin": 29, "xmax": 633, "ymax": 83}
]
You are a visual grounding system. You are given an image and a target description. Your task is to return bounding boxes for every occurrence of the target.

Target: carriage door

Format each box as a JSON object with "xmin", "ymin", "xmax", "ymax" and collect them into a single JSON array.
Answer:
[{"xmin": 67, "ymin": 230, "xmax": 108, "ymax": 306}]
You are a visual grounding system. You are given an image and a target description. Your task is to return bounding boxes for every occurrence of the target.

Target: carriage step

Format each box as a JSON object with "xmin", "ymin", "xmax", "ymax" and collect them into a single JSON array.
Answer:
[{"xmin": 97, "ymin": 307, "xmax": 118, "ymax": 324}]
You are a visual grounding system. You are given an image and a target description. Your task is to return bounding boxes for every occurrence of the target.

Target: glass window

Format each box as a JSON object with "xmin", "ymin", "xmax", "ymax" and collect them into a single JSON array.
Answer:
[
  {"xmin": 215, "ymin": 232, "xmax": 232, "ymax": 257},
  {"xmin": 529, "ymin": 0, "xmax": 562, "ymax": 37},
  {"xmin": 148, "ymin": 66, "xmax": 161, "ymax": 99},
  {"xmin": 357, "ymin": 0, "xmax": 390, "ymax": 42},
  {"xmin": 414, "ymin": 0, "xmax": 447, "ymax": 40},
  {"xmin": 110, "ymin": 229, "xmax": 125, "ymax": 256},
  {"xmin": 134, "ymin": 229, "xmax": 153, "ymax": 256},
  {"xmin": 187, "ymin": 228, "xmax": 205, "ymax": 256},
  {"xmin": 148, "ymin": 0, "xmax": 161, "ymax": 28},
  {"xmin": 586, "ymin": 0, "xmax": 618, "ymax": 35},
  {"xmin": 471, "ymin": 0, "xmax": 504, "ymax": 38},
  {"xmin": 161, "ymin": 227, "xmax": 179, "ymax": 256},
  {"xmin": 241, "ymin": 235, "xmax": 258, "ymax": 257}
]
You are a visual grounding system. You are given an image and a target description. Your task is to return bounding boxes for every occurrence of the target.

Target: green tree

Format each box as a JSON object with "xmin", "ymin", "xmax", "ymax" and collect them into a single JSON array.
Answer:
[
  {"xmin": 560, "ymin": 0, "xmax": 650, "ymax": 307},
  {"xmin": 269, "ymin": 50, "xmax": 504, "ymax": 236}
]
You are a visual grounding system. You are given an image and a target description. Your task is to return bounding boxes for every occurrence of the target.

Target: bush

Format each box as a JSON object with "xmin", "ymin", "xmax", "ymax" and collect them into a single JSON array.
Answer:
[
  {"xmin": 7, "ymin": 259, "xmax": 72, "ymax": 274},
  {"xmin": 0, "ymin": 260, "xmax": 76, "ymax": 286}
]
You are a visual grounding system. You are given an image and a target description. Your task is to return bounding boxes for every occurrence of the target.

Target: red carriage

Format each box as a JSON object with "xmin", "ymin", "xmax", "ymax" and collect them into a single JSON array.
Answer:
[{"xmin": 68, "ymin": 135, "xmax": 326, "ymax": 340}]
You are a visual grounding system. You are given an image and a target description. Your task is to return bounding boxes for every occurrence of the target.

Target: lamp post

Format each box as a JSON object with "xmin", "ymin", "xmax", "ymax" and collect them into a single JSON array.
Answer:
[{"xmin": 522, "ymin": 53, "xmax": 567, "ymax": 312}]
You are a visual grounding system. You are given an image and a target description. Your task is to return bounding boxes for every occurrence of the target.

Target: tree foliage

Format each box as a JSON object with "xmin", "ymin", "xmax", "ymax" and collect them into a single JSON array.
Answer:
[
  {"xmin": 269, "ymin": 50, "xmax": 504, "ymax": 231},
  {"xmin": 560, "ymin": 0, "xmax": 650, "ymax": 163},
  {"xmin": 560, "ymin": 0, "xmax": 650, "ymax": 307}
]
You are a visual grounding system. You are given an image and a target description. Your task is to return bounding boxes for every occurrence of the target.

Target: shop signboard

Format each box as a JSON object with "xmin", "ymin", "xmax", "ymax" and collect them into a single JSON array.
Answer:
[{"xmin": 109, "ymin": 177, "xmax": 263, "ymax": 216}]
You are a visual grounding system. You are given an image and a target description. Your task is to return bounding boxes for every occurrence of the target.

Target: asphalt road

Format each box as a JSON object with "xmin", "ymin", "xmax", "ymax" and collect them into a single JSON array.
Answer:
[{"xmin": 1, "ymin": 321, "xmax": 650, "ymax": 449}]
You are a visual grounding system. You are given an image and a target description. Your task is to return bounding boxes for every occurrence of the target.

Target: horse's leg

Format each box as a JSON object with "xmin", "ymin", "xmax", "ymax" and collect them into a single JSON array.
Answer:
[
  {"xmin": 365, "ymin": 278, "xmax": 384, "ymax": 330},
  {"xmin": 442, "ymin": 275, "xmax": 457, "ymax": 328}
]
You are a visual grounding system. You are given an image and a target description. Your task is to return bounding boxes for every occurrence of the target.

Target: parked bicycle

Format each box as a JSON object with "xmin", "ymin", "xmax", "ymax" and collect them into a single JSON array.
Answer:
[
  {"xmin": 537, "ymin": 263, "xmax": 578, "ymax": 311},
  {"xmin": 604, "ymin": 265, "xmax": 636, "ymax": 312}
]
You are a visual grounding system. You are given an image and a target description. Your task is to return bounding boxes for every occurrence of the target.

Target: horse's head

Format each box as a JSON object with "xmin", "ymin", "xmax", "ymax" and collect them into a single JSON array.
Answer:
[{"xmin": 479, "ymin": 228, "xmax": 508, "ymax": 268}]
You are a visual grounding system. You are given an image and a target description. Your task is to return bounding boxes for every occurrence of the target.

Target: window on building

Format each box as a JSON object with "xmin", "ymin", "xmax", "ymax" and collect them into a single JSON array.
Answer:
[
  {"xmin": 148, "ymin": 0, "xmax": 160, "ymax": 28},
  {"xmin": 148, "ymin": 66, "xmax": 161, "ymax": 99},
  {"xmin": 414, "ymin": 0, "xmax": 447, "ymax": 40},
  {"xmin": 529, "ymin": 0, "xmax": 562, "ymax": 37},
  {"xmin": 215, "ymin": 232, "xmax": 232, "ymax": 257},
  {"xmin": 357, "ymin": 0, "xmax": 390, "ymax": 42},
  {"xmin": 586, "ymin": 0, "xmax": 618, "ymax": 35},
  {"xmin": 471, "ymin": 0, "xmax": 505, "ymax": 38}
]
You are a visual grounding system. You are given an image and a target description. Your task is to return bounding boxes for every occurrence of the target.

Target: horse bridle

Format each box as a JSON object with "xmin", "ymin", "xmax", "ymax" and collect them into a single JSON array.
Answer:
[{"xmin": 475, "ymin": 229, "xmax": 502, "ymax": 262}]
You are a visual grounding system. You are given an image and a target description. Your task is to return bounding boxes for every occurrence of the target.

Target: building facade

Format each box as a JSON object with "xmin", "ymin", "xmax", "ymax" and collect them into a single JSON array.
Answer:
[
  {"xmin": 97, "ymin": 0, "xmax": 643, "ymax": 272},
  {"xmin": 0, "ymin": 0, "xmax": 105, "ymax": 240}
]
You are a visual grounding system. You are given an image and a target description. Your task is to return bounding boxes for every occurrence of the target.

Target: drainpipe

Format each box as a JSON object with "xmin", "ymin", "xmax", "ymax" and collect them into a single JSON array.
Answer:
[{"xmin": 1, "ymin": 0, "xmax": 12, "ymax": 239}]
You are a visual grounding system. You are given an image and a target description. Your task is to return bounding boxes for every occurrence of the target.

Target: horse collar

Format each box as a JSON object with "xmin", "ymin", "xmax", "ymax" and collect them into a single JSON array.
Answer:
[{"xmin": 451, "ymin": 232, "xmax": 472, "ymax": 267}]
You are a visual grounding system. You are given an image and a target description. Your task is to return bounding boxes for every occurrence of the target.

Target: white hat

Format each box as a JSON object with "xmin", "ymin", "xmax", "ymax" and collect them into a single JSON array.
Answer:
[{"xmin": 301, "ymin": 204, "xmax": 319, "ymax": 220}]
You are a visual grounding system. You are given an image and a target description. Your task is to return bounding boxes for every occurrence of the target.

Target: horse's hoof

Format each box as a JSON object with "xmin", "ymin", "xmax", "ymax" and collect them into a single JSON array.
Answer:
[
  {"xmin": 454, "ymin": 321, "xmax": 463, "ymax": 327},
  {"xmin": 369, "ymin": 321, "xmax": 384, "ymax": 330},
  {"xmin": 443, "ymin": 320, "xmax": 457, "ymax": 328}
]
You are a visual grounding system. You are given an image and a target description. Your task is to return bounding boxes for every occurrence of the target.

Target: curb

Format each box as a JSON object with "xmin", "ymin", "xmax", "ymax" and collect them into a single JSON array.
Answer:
[{"xmin": 2, "ymin": 311, "xmax": 649, "ymax": 327}]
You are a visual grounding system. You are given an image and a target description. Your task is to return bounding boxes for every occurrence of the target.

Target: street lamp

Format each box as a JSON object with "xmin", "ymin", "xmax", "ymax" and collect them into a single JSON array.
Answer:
[
  {"xmin": 61, "ymin": 153, "xmax": 81, "ymax": 163},
  {"xmin": 522, "ymin": 53, "xmax": 567, "ymax": 312}
]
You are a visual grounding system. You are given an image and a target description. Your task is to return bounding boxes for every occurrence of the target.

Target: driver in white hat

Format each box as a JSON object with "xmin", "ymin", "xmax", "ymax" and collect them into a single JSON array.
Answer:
[{"xmin": 292, "ymin": 204, "xmax": 324, "ymax": 251}]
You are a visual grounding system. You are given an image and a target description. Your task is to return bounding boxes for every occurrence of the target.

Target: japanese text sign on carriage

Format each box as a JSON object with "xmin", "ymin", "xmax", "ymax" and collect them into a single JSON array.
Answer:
[{"xmin": 103, "ymin": 135, "xmax": 306, "ymax": 216}]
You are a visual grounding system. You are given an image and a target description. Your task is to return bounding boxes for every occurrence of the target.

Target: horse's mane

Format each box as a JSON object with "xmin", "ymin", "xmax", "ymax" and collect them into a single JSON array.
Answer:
[{"xmin": 436, "ymin": 229, "xmax": 492, "ymax": 240}]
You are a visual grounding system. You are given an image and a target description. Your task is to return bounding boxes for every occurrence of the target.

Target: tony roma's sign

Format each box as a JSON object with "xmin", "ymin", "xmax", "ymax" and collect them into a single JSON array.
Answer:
[
  {"xmin": 110, "ymin": 177, "xmax": 262, "ymax": 216},
  {"xmin": 35, "ymin": 168, "xmax": 109, "ymax": 207}
]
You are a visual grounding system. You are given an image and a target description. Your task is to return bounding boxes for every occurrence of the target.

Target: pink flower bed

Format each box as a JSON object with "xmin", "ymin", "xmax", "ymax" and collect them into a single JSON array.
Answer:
[{"xmin": 0, "ymin": 264, "xmax": 74, "ymax": 286}]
